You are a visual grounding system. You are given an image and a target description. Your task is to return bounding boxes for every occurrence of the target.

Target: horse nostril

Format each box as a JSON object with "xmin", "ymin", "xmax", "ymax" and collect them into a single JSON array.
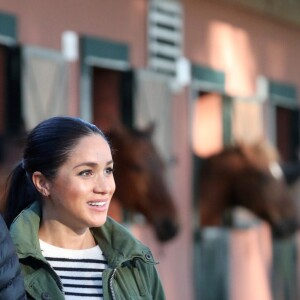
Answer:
[{"xmin": 155, "ymin": 219, "xmax": 180, "ymax": 242}]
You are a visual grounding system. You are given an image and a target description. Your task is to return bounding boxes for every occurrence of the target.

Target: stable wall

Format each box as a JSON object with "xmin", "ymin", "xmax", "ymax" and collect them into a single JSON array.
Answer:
[{"xmin": 185, "ymin": 0, "xmax": 300, "ymax": 98}]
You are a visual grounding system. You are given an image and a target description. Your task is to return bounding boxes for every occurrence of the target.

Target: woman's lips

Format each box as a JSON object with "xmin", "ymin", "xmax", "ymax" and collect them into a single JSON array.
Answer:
[{"xmin": 87, "ymin": 201, "xmax": 108, "ymax": 211}]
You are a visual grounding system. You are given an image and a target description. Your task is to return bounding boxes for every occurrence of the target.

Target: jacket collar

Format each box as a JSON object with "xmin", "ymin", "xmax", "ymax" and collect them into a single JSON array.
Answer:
[
  {"xmin": 10, "ymin": 202, "xmax": 155, "ymax": 268},
  {"xmin": 91, "ymin": 217, "xmax": 155, "ymax": 268}
]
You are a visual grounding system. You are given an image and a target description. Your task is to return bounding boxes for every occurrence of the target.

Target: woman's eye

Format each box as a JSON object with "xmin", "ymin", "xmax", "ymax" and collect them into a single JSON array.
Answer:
[
  {"xmin": 105, "ymin": 167, "xmax": 114, "ymax": 175},
  {"xmin": 79, "ymin": 170, "xmax": 93, "ymax": 177}
]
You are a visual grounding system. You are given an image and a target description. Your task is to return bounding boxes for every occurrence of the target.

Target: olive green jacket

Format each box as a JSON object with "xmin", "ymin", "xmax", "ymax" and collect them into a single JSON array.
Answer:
[{"xmin": 10, "ymin": 202, "xmax": 165, "ymax": 300}]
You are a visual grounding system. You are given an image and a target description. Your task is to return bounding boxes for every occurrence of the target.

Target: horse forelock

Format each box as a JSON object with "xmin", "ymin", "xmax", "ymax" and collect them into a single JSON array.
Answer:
[{"xmin": 238, "ymin": 140, "xmax": 280, "ymax": 169}]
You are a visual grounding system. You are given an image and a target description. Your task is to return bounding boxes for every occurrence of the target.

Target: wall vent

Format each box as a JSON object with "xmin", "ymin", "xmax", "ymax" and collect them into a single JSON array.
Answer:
[{"xmin": 148, "ymin": 0, "xmax": 183, "ymax": 78}]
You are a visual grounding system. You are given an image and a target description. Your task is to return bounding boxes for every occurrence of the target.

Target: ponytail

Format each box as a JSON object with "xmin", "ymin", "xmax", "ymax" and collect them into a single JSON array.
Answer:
[{"xmin": 3, "ymin": 161, "xmax": 40, "ymax": 228}]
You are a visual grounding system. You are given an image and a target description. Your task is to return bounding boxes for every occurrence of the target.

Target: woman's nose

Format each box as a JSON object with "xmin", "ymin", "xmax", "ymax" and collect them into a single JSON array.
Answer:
[{"xmin": 94, "ymin": 176, "xmax": 114, "ymax": 194}]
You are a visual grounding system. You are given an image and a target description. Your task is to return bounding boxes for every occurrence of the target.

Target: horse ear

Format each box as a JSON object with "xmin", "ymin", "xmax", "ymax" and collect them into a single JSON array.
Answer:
[
  {"xmin": 105, "ymin": 122, "xmax": 127, "ymax": 139},
  {"xmin": 132, "ymin": 122, "xmax": 156, "ymax": 139}
]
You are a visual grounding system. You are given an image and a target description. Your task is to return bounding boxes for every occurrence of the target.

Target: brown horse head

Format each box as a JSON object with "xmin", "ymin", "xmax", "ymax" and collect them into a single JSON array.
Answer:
[
  {"xmin": 199, "ymin": 140, "xmax": 300, "ymax": 238},
  {"xmin": 107, "ymin": 124, "xmax": 179, "ymax": 242}
]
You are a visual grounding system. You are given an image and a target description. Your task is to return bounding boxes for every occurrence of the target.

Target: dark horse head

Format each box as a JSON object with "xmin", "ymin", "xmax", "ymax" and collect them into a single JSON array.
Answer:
[
  {"xmin": 198, "ymin": 140, "xmax": 300, "ymax": 238},
  {"xmin": 107, "ymin": 124, "xmax": 179, "ymax": 242}
]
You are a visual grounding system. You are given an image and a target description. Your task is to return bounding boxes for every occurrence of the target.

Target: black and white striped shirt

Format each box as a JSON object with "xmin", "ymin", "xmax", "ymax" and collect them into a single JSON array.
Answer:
[{"xmin": 40, "ymin": 240, "xmax": 108, "ymax": 300}]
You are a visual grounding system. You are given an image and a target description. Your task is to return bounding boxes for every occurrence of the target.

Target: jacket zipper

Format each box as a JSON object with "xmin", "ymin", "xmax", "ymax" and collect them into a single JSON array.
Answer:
[{"xmin": 109, "ymin": 268, "xmax": 117, "ymax": 300}]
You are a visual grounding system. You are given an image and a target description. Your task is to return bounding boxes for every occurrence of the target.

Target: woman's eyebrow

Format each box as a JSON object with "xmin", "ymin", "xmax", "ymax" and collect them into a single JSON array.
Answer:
[{"xmin": 73, "ymin": 160, "xmax": 113, "ymax": 169}]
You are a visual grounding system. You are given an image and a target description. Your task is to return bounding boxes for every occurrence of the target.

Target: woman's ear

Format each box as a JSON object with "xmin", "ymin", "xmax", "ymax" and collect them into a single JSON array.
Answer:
[{"xmin": 32, "ymin": 171, "xmax": 51, "ymax": 197}]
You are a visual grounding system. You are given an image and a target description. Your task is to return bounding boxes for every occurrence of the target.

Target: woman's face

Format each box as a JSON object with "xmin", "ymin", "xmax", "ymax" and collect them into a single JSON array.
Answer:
[{"xmin": 43, "ymin": 134, "xmax": 115, "ymax": 231}]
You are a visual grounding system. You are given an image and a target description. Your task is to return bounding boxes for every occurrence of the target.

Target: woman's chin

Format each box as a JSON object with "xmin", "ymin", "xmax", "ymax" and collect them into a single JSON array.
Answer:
[{"xmin": 88, "ymin": 215, "xmax": 108, "ymax": 228}]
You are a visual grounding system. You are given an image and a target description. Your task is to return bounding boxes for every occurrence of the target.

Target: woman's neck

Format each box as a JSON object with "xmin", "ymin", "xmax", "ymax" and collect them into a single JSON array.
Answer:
[{"xmin": 39, "ymin": 220, "xmax": 96, "ymax": 250}]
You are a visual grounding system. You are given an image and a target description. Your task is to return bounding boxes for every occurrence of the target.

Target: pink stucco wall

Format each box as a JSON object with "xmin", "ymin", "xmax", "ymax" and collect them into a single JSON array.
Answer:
[
  {"xmin": 0, "ymin": 0, "xmax": 147, "ymax": 67},
  {"xmin": 185, "ymin": 0, "xmax": 300, "ymax": 97}
]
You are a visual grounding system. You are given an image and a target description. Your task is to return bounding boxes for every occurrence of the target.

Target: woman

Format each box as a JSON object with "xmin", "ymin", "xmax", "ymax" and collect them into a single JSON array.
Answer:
[
  {"xmin": 0, "ymin": 214, "xmax": 26, "ymax": 299},
  {"xmin": 4, "ymin": 116, "xmax": 165, "ymax": 300}
]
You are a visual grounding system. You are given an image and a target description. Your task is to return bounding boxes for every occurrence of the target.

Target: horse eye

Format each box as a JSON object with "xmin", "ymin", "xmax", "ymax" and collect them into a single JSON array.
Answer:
[{"xmin": 130, "ymin": 163, "xmax": 143, "ymax": 172}]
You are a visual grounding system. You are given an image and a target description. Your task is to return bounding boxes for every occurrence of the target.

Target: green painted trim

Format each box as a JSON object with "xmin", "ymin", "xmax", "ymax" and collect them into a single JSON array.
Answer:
[
  {"xmin": 0, "ymin": 11, "xmax": 17, "ymax": 40},
  {"xmin": 269, "ymin": 81, "xmax": 298, "ymax": 107},
  {"xmin": 79, "ymin": 36, "xmax": 130, "ymax": 121},
  {"xmin": 272, "ymin": 237, "xmax": 298, "ymax": 299},
  {"xmin": 81, "ymin": 36, "xmax": 129, "ymax": 63},
  {"xmin": 192, "ymin": 64, "xmax": 225, "ymax": 92},
  {"xmin": 222, "ymin": 95, "xmax": 232, "ymax": 146},
  {"xmin": 194, "ymin": 228, "xmax": 230, "ymax": 300}
]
